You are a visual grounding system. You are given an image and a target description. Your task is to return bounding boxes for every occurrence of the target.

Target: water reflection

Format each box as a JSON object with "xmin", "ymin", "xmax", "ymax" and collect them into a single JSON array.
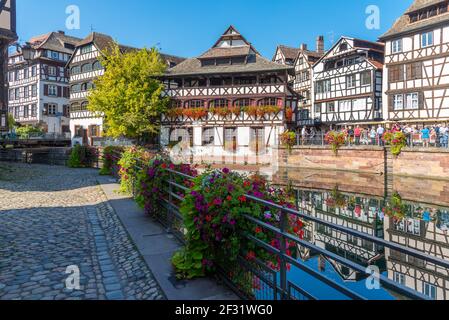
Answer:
[{"xmin": 271, "ymin": 170, "xmax": 449, "ymax": 300}]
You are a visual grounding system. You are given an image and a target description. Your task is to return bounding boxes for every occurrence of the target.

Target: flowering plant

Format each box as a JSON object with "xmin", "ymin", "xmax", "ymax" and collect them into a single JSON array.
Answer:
[
  {"xmin": 135, "ymin": 156, "xmax": 197, "ymax": 216},
  {"xmin": 99, "ymin": 146, "xmax": 123, "ymax": 175},
  {"xmin": 172, "ymin": 169, "xmax": 304, "ymax": 284},
  {"xmin": 326, "ymin": 186, "xmax": 347, "ymax": 209},
  {"xmin": 325, "ymin": 131, "xmax": 347, "ymax": 155},
  {"xmin": 280, "ymin": 130, "xmax": 296, "ymax": 153},
  {"xmin": 383, "ymin": 131, "xmax": 407, "ymax": 156},
  {"xmin": 166, "ymin": 108, "xmax": 184, "ymax": 119},
  {"xmin": 117, "ymin": 146, "xmax": 153, "ymax": 194},
  {"xmin": 210, "ymin": 107, "xmax": 231, "ymax": 118},
  {"xmin": 183, "ymin": 107, "xmax": 208, "ymax": 120},
  {"xmin": 384, "ymin": 192, "xmax": 407, "ymax": 221},
  {"xmin": 285, "ymin": 107, "xmax": 294, "ymax": 122}
]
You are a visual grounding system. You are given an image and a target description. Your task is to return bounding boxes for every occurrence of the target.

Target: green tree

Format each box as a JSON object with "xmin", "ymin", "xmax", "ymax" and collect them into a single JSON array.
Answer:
[
  {"xmin": 87, "ymin": 43, "xmax": 169, "ymax": 141},
  {"xmin": 7, "ymin": 113, "xmax": 15, "ymax": 132}
]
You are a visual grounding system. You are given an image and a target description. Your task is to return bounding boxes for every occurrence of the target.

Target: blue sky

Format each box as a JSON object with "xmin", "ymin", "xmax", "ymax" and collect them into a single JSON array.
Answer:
[{"xmin": 17, "ymin": 0, "xmax": 413, "ymax": 58}]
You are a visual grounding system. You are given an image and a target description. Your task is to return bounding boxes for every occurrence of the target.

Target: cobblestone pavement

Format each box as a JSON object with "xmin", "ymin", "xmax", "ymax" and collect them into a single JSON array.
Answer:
[{"xmin": 0, "ymin": 163, "xmax": 165, "ymax": 300}]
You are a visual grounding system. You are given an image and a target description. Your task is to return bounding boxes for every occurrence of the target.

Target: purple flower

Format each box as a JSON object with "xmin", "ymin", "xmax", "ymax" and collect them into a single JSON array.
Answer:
[
  {"xmin": 264, "ymin": 212, "xmax": 272, "ymax": 220},
  {"xmin": 222, "ymin": 168, "xmax": 230, "ymax": 174},
  {"xmin": 191, "ymin": 191, "xmax": 199, "ymax": 197},
  {"xmin": 229, "ymin": 219, "xmax": 236, "ymax": 226},
  {"xmin": 213, "ymin": 198, "xmax": 222, "ymax": 206}
]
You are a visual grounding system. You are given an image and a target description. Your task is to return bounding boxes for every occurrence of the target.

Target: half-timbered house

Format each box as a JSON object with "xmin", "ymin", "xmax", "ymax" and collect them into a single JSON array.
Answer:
[
  {"xmin": 384, "ymin": 204, "xmax": 449, "ymax": 300},
  {"xmin": 160, "ymin": 26, "xmax": 299, "ymax": 164},
  {"xmin": 273, "ymin": 37, "xmax": 325, "ymax": 128},
  {"xmin": 312, "ymin": 37, "xmax": 384, "ymax": 127},
  {"xmin": 379, "ymin": 0, "xmax": 449, "ymax": 124},
  {"xmin": 7, "ymin": 31, "xmax": 81, "ymax": 135},
  {"xmin": 68, "ymin": 32, "xmax": 183, "ymax": 146}
]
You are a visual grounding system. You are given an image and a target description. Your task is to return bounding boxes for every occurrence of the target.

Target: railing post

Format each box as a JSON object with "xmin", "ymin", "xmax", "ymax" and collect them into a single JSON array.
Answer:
[
  {"xmin": 167, "ymin": 170, "xmax": 173, "ymax": 234},
  {"xmin": 279, "ymin": 207, "xmax": 288, "ymax": 300}
]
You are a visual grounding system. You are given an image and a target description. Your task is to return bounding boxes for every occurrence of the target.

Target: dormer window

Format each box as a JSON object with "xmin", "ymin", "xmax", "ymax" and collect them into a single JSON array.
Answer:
[
  {"xmin": 409, "ymin": 2, "xmax": 449, "ymax": 23},
  {"xmin": 339, "ymin": 43, "xmax": 348, "ymax": 52}
]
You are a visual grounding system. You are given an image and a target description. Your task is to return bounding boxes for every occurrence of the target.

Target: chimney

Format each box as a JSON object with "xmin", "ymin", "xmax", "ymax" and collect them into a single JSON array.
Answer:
[
  {"xmin": 316, "ymin": 36, "xmax": 324, "ymax": 54},
  {"xmin": 300, "ymin": 43, "xmax": 308, "ymax": 51}
]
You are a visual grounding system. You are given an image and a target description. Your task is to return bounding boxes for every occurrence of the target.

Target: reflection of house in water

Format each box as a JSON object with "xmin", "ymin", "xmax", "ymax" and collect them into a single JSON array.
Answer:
[
  {"xmin": 384, "ymin": 203, "xmax": 449, "ymax": 300},
  {"xmin": 295, "ymin": 189, "xmax": 385, "ymax": 281}
]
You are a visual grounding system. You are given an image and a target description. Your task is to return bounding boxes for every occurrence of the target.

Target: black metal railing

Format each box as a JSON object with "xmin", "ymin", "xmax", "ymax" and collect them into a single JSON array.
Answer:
[{"xmin": 108, "ymin": 152, "xmax": 449, "ymax": 300}]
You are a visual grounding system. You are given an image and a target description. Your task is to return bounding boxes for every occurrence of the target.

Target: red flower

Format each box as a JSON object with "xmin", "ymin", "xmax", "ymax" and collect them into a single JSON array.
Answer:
[
  {"xmin": 243, "ymin": 181, "xmax": 251, "ymax": 188},
  {"xmin": 246, "ymin": 251, "xmax": 256, "ymax": 261},
  {"xmin": 161, "ymin": 163, "xmax": 167, "ymax": 169},
  {"xmin": 286, "ymin": 263, "xmax": 291, "ymax": 271},
  {"xmin": 255, "ymin": 227, "xmax": 262, "ymax": 234},
  {"xmin": 205, "ymin": 215, "xmax": 212, "ymax": 222},
  {"xmin": 238, "ymin": 196, "xmax": 247, "ymax": 203},
  {"xmin": 226, "ymin": 196, "xmax": 232, "ymax": 201}
]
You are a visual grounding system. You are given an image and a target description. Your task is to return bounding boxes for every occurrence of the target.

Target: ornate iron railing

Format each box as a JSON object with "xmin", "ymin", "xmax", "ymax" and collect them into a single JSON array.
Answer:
[{"xmin": 108, "ymin": 151, "xmax": 449, "ymax": 300}]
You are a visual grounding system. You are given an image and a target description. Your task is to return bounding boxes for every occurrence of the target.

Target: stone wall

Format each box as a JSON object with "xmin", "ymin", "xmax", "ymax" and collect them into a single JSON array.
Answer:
[
  {"xmin": 393, "ymin": 148, "xmax": 449, "ymax": 181},
  {"xmin": 274, "ymin": 146, "xmax": 386, "ymax": 175},
  {"xmin": 274, "ymin": 146, "xmax": 449, "ymax": 181}
]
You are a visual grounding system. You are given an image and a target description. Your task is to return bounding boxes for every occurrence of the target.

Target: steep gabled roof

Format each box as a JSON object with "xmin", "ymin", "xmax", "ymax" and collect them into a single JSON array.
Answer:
[
  {"xmin": 380, "ymin": 0, "xmax": 449, "ymax": 40},
  {"xmin": 68, "ymin": 32, "xmax": 185, "ymax": 67},
  {"xmin": 275, "ymin": 45, "xmax": 301, "ymax": 61},
  {"xmin": 165, "ymin": 25, "xmax": 293, "ymax": 77},
  {"xmin": 405, "ymin": 0, "xmax": 444, "ymax": 13},
  {"xmin": 27, "ymin": 31, "xmax": 82, "ymax": 54},
  {"xmin": 313, "ymin": 36, "xmax": 384, "ymax": 68}
]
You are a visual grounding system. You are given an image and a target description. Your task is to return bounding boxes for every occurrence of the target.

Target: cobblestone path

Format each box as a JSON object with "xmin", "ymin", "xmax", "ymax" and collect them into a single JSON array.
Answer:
[{"xmin": 0, "ymin": 163, "xmax": 165, "ymax": 300}]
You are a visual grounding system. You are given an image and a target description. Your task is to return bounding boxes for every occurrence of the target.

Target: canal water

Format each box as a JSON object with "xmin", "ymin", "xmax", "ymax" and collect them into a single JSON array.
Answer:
[{"xmin": 264, "ymin": 168, "xmax": 449, "ymax": 300}]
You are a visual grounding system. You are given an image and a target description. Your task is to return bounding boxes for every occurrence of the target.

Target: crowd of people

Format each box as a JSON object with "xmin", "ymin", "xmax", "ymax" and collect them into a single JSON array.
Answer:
[{"xmin": 298, "ymin": 123, "xmax": 449, "ymax": 148}]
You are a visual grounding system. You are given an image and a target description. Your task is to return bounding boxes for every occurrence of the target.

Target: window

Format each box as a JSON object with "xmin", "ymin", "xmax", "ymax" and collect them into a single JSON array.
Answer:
[
  {"xmin": 31, "ymin": 104, "xmax": 37, "ymax": 117},
  {"xmin": 314, "ymin": 104, "xmax": 321, "ymax": 113},
  {"xmin": 24, "ymin": 68, "xmax": 29, "ymax": 79},
  {"xmin": 361, "ymin": 71, "xmax": 371, "ymax": 86},
  {"xmin": 316, "ymin": 80, "xmax": 331, "ymax": 93},
  {"xmin": 392, "ymin": 39, "xmax": 403, "ymax": 53},
  {"xmin": 23, "ymin": 105, "xmax": 29, "ymax": 118},
  {"xmin": 326, "ymin": 102, "xmax": 335, "ymax": 113},
  {"xmin": 406, "ymin": 62, "xmax": 422, "ymax": 80},
  {"xmin": 421, "ymin": 31, "xmax": 434, "ymax": 48},
  {"xmin": 31, "ymin": 84, "xmax": 37, "ymax": 97},
  {"xmin": 93, "ymin": 61, "xmax": 102, "ymax": 70},
  {"xmin": 393, "ymin": 94, "xmax": 404, "ymax": 110},
  {"xmin": 48, "ymin": 66, "xmax": 57, "ymax": 76},
  {"xmin": 24, "ymin": 86, "xmax": 29, "ymax": 99},
  {"xmin": 393, "ymin": 272, "xmax": 405, "ymax": 285},
  {"xmin": 89, "ymin": 125, "xmax": 100, "ymax": 137},
  {"xmin": 31, "ymin": 66, "xmax": 37, "ymax": 77},
  {"xmin": 346, "ymin": 74, "xmax": 357, "ymax": 88},
  {"xmin": 81, "ymin": 63, "xmax": 92, "ymax": 73},
  {"xmin": 339, "ymin": 100, "xmax": 351, "ymax": 112},
  {"xmin": 71, "ymin": 65, "xmax": 81, "ymax": 75},
  {"xmin": 258, "ymin": 98, "xmax": 277, "ymax": 106},
  {"xmin": 9, "ymin": 89, "xmax": 14, "ymax": 101},
  {"xmin": 339, "ymin": 43, "xmax": 348, "ymax": 52},
  {"xmin": 202, "ymin": 128, "xmax": 215, "ymax": 146},
  {"xmin": 423, "ymin": 283, "xmax": 437, "ymax": 300},
  {"xmin": 71, "ymin": 84, "xmax": 81, "ymax": 93},
  {"xmin": 15, "ymin": 88, "xmax": 19, "ymax": 100},
  {"xmin": 81, "ymin": 45, "xmax": 93, "ymax": 54},
  {"xmin": 48, "ymin": 85, "xmax": 58, "ymax": 96},
  {"xmin": 186, "ymin": 100, "xmax": 204, "ymax": 108},
  {"xmin": 210, "ymin": 99, "xmax": 229, "ymax": 108},
  {"xmin": 47, "ymin": 104, "xmax": 57, "ymax": 115},
  {"xmin": 389, "ymin": 65, "xmax": 404, "ymax": 82},
  {"xmin": 406, "ymin": 93, "xmax": 419, "ymax": 110},
  {"xmin": 234, "ymin": 99, "xmax": 252, "ymax": 107}
]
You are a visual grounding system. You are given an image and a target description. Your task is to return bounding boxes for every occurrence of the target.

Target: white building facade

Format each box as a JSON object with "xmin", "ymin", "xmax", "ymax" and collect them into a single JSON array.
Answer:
[
  {"xmin": 7, "ymin": 31, "xmax": 80, "ymax": 135},
  {"xmin": 312, "ymin": 37, "xmax": 385, "ymax": 127},
  {"xmin": 380, "ymin": 0, "xmax": 449, "ymax": 124}
]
